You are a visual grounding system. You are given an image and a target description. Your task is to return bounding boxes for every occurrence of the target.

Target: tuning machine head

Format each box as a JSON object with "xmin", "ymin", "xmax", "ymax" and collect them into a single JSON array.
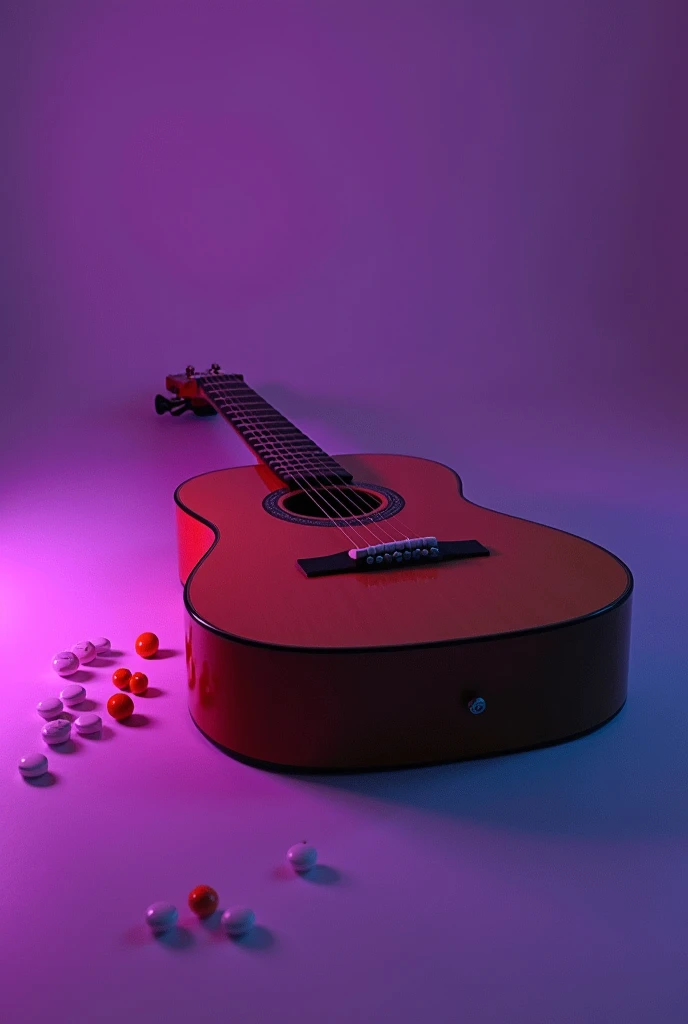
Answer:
[
  {"xmin": 157, "ymin": 366, "xmax": 220, "ymax": 419},
  {"xmin": 155, "ymin": 394, "xmax": 192, "ymax": 416}
]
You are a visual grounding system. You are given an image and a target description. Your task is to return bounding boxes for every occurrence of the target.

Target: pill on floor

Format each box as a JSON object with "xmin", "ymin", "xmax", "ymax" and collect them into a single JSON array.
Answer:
[
  {"xmin": 221, "ymin": 907, "xmax": 256, "ymax": 937},
  {"xmin": 72, "ymin": 641, "xmax": 96, "ymax": 664},
  {"xmin": 287, "ymin": 842, "xmax": 318, "ymax": 873},
  {"xmin": 107, "ymin": 693, "xmax": 134, "ymax": 721},
  {"xmin": 52, "ymin": 651, "xmax": 79, "ymax": 677},
  {"xmin": 74, "ymin": 712, "xmax": 102, "ymax": 735},
  {"xmin": 145, "ymin": 902, "xmax": 178, "ymax": 936},
  {"xmin": 37, "ymin": 698, "xmax": 64, "ymax": 720},
  {"xmin": 135, "ymin": 632, "xmax": 159, "ymax": 659},
  {"xmin": 60, "ymin": 683, "xmax": 86, "ymax": 707},
  {"xmin": 188, "ymin": 886, "xmax": 219, "ymax": 919},
  {"xmin": 19, "ymin": 753, "xmax": 49, "ymax": 778},
  {"xmin": 42, "ymin": 719, "xmax": 71, "ymax": 746}
]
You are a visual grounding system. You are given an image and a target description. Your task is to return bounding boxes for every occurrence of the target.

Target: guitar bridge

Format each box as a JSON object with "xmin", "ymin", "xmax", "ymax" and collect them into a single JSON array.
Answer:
[{"xmin": 297, "ymin": 539, "xmax": 490, "ymax": 578}]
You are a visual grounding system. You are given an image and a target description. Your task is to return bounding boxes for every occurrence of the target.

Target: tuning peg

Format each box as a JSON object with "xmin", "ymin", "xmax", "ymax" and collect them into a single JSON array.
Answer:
[
  {"xmin": 154, "ymin": 394, "xmax": 173, "ymax": 414},
  {"xmin": 155, "ymin": 394, "xmax": 191, "ymax": 416},
  {"xmin": 170, "ymin": 401, "xmax": 192, "ymax": 416}
]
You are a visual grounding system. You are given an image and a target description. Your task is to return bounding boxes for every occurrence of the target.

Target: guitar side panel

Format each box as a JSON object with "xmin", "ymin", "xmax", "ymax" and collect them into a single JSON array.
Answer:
[
  {"xmin": 176, "ymin": 501, "xmax": 216, "ymax": 586},
  {"xmin": 183, "ymin": 594, "xmax": 632, "ymax": 770}
]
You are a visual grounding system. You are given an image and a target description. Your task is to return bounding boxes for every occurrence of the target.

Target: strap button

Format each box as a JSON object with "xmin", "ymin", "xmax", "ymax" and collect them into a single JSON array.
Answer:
[{"xmin": 467, "ymin": 697, "xmax": 486, "ymax": 715}]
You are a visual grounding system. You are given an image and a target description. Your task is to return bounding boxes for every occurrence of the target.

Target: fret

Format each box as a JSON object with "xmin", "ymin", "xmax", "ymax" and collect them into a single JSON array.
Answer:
[
  {"xmin": 213, "ymin": 400, "xmax": 284, "ymax": 413},
  {"xmin": 250, "ymin": 436, "xmax": 321, "ymax": 447},
  {"xmin": 252, "ymin": 438, "xmax": 324, "ymax": 450},
  {"xmin": 197, "ymin": 373, "xmax": 353, "ymax": 488},
  {"xmin": 264, "ymin": 456, "xmax": 340, "ymax": 465},
  {"xmin": 234, "ymin": 418, "xmax": 294, "ymax": 426},
  {"xmin": 243, "ymin": 429, "xmax": 308, "ymax": 441},
  {"xmin": 262, "ymin": 462, "xmax": 337, "ymax": 471},
  {"xmin": 244, "ymin": 413, "xmax": 293, "ymax": 423}
]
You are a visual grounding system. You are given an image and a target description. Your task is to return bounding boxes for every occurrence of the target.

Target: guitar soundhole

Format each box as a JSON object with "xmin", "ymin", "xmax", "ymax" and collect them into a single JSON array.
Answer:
[
  {"xmin": 282, "ymin": 486, "xmax": 382, "ymax": 520},
  {"xmin": 263, "ymin": 482, "xmax": 405, "ymax": 528}
]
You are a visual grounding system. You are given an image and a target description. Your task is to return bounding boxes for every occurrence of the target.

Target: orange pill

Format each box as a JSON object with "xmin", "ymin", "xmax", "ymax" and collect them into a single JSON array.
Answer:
[
  {"xmin": 188, "ymin": 885, "xmax": 219, "ymax": 919},
  {"xmin": 112, "ymin": 668, "xmax": 131, "ymax": 690},
  {"xmin": 107, "ymin": 692, "xmax": 134, "ymax": 721},
  {"xmin": 135, "ymin": 632, "xmax": 159, "ymax": 659},
  {"xmin": 130, "ymin": 671, "xmax": 148, "ymax": 695}
]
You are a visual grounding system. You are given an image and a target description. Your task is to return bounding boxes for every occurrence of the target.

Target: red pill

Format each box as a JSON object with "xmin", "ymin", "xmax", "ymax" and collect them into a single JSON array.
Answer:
[
  {"xmin": 107, "ymin": 693, "xmax": 134, "ymax": 721},
  {"xmin": 135, "ymin": 632, "xmax": 159, "ymax": 659},
  {"xmin": 130, "ymin": 671, "xmax": 148, "ymax": 695},
  {"xmin": 112, "ymin": 668, "xmax": 131, "ymax": 690},
  {"xmin": 188, "ymin": 885, "xmax": 219, "ymax": 919}
]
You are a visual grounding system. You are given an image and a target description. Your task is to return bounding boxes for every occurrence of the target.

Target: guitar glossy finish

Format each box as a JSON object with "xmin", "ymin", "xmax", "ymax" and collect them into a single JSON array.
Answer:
[{"xmin": 176, "ymin": 454, "xmax": 632, "ymax": 770}]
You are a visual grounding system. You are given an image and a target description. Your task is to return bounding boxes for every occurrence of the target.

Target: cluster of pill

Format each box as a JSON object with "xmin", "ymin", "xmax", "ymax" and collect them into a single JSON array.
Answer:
[
  {"xmin": 146, "ymin": 843, "xmax": 318, "ymax": 940},
  {"xmin": 19, "ymin": 637, "xmax": 112, "ymax": 779},
  {"xmin": 106, "ymin": 632, "xmax": 158, "ymax": 721},
  {"xmin": 51, "ymin": 636, "xmax": 111, "ymax": 677},
  {"xmin": 19, "ymin": 633, "xmax": 161, "ymax": 780}
]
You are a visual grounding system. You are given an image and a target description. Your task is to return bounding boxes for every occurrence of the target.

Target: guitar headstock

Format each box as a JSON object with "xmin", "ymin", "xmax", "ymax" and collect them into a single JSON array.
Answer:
[{"xmin": 155, "ymin": 364, "xmax": 240, "ymax": 417}]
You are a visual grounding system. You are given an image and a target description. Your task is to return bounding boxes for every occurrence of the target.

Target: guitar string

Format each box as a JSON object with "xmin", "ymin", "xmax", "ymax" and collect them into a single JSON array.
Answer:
[
  {"xmin": 201, "ymin": 377, "xmax": 389, "ymax": 547},
  {"xmin": 312, "ymin": 466, "xmax": 421, "ymax": 542},
  {"xmin": 200, "ymin": 377, "xmax": 388, "ymax": 549},
  {"xmin": 204, "ymin": 376, "xmax": 428, "ymax": 545},
  {"xmin": 204, "ymin": 376, "xmax": 426, "ymax": 546},
  {"xmin": 206, "ymin": 389, "xmax": 377, "ymax": 548}
]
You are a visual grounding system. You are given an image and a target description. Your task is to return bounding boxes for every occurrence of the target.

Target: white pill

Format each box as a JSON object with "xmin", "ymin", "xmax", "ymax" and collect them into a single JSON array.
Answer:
[
  {"xmin": 37, "ymin": 697, "xmax": 64, "ymax": 720},
  {"xmin": 19, "ymin": 753, "xmax": 49, "ymax": 778},
  {"xmin": 75, "ymin": 712, "xmax": 102, "ymax": 737},
  {"xmin": 72, "ymin": 640, "xmax": 96, "ymax": 664},
  {"xmin": 75, "ymin": 712, "xmax": 102, "ymax": 735},
  {"xmin": 60, "ymin": 683, "xmax": 86, "ymax": 707},
  {"xmin": 145, "ymin": 902, "xmax": 178, "ymax": 936},
  {"xmin": 52, "ymin": 651, "xmax": 80, "ymax": 676},
  {"xmin": 92, "ymin": 637, "xmax": 111, "ymax": 654},
  {"xmin": 287, "ymin": 842, "xmax": 318, "ymax": 873},
  {"xmin": 221, "ymin": 906, "xmax": 256, "ymax": 938},
  {"xmin": 42, "ymin": 719, "xmax": 71, "ymax": 745}
]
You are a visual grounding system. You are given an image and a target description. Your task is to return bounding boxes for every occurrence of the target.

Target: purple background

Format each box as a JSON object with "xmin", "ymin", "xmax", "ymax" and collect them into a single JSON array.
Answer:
[{"xmin": 1, "ymin": 2, "xmax": 686, "ymax": 1022}]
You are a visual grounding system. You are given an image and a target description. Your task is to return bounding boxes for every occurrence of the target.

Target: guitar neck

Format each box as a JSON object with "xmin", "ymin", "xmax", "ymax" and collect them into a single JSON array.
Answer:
[{"xmin": 197, "ymin": 373, "xmax": 353, "ymax": 489}]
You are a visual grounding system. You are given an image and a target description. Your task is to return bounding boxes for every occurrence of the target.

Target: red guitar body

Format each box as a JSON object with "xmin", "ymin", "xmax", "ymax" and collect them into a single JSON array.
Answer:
[{"xmin": 175, "ymin": 453, "xmax": 632, "ymax": 771}]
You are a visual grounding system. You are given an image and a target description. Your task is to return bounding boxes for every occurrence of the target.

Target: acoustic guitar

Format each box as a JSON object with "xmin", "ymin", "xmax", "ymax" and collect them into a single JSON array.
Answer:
[{"xmin": 156, "ymin": 365, "xmax": 632, "ymax": 771}]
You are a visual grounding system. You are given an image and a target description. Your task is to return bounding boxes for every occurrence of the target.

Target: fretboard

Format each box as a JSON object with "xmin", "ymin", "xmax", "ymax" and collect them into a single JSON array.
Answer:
[{"xmin": 197, "ymin": 374, "xmax": 353, "ymax": 488}]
